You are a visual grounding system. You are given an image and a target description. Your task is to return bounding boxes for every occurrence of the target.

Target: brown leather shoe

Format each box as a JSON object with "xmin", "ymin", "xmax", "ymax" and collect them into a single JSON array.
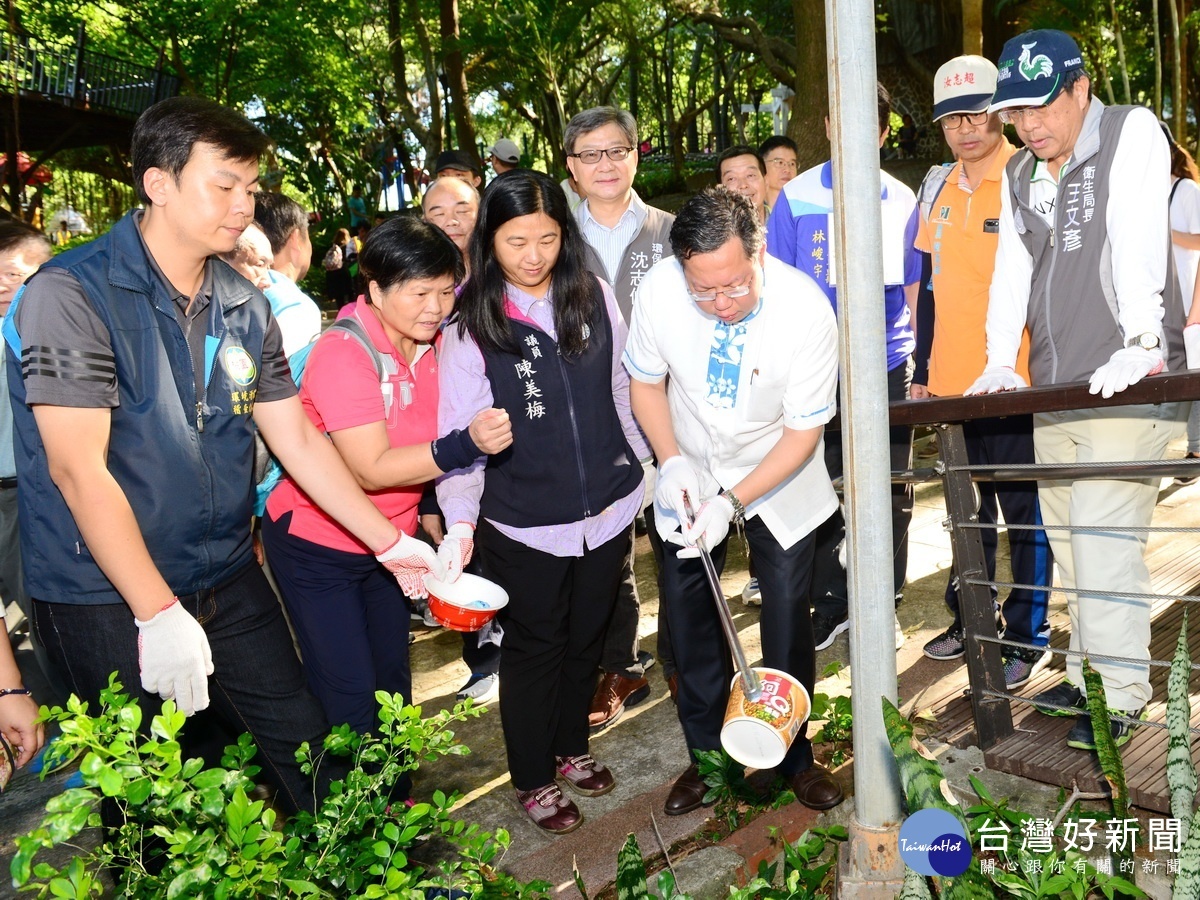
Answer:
[
  {"xmin": 788, "ymin": 764, "xmax": 844, "ymax": 811},
  {"xmin": 664, "ymin": 763, "xmax": 712, "ymax": 816},
  {"xmin": 588, "ymin": 671, "xmax": 651, "ymax": 730},
  {"xmin": 667, "ymin": 672, "xmax": 678, "ymax": 703}
]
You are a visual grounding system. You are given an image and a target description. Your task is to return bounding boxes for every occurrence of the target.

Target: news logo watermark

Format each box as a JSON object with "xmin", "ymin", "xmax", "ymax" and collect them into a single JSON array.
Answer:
[{"xmin": 898, "ymin": 809, "xmax": 972, "ymax": 877}]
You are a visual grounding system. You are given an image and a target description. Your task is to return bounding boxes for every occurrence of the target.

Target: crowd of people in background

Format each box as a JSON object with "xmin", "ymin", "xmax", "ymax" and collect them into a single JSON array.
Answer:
[{"xmin": 2, "ymin": 27, "xmax": 1197, "ymax": 844}]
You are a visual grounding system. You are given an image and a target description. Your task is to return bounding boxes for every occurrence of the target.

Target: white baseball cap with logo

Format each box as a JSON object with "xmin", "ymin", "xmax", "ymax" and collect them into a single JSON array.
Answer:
[{"xmin": 932, "ymin": 56, "xmax": 999, "ymax": 121}]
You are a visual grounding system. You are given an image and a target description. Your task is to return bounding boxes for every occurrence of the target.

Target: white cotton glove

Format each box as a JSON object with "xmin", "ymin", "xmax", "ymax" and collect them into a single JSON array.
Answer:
[
  {"xmin": 1185, "ymin": 324, "xmax": 1200, "ymax": 370},
  {"xmin": 136, "ymin": 601, "xmax": 214, "ymax": 716},
  {"xmin": 655, "ymin": 456, "xmax": 701, "ymax": 524},
  {"xmin": 377, "ymin": 533, "xmax": 443, "ymax": 599},
  {"xmin": 681, "ymin": 494, "xmax": 735, "ymax": 556},
  {"xmin": 436, "ymin": 523, "xmax": 475, "ymax": 583},
  {"xmin": 964, "ymin": 365, "xmax": 1028, "ymax": 396},
  {"xmin": 1088, "ymin": 346, "xmax": 1165, "ymax": 399}
]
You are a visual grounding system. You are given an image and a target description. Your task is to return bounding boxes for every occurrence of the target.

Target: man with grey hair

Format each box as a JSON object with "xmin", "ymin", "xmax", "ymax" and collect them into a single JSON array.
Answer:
[
  {"xmin": 565, "ymin": 105, "xmax": 675, "ymax": 729},
  {"xmin": 624, "ymin": 186, "xmax": 843, "ymax": 815},
  {"xmin": 967, "ymin": 30, "xmax": 1187, "ymax": 751}
]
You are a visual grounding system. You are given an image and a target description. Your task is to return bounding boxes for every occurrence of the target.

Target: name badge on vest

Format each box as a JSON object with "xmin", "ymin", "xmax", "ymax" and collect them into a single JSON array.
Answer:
[{"xmin": 983, "ymin": 219, "xmax": 999, "ymax": 234}]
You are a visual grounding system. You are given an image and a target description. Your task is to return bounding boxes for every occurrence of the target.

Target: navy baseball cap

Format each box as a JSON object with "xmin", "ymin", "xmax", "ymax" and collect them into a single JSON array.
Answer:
[{"xmin": 990, "ymin": 29, "xmax": 1085, "ymax": 112}]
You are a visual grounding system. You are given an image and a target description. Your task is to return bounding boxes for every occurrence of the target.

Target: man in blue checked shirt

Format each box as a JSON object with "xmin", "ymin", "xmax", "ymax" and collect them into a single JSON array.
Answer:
[{"xmin": 624, "ymin": 186, "xmax": 844, "ymax": 817}]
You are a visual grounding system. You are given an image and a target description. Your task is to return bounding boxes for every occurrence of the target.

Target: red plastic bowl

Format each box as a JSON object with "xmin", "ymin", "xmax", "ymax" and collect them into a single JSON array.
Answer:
[{"xmin": 423, "ymin": 572, "xmax": 509, "ymax": 632}]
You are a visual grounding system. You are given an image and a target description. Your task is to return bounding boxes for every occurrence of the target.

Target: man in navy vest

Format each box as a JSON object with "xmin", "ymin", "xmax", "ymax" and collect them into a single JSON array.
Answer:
[
  {"xmin": 6, "ymin": 97, "xmax": 439, "ymax": 813},
  {"xmin": 968, "ymin": 31, "xmax": 1186, "ymax": 751}
]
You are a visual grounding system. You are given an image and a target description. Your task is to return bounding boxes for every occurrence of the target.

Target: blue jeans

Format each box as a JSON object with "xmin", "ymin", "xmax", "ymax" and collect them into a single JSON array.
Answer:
[{"xmin": 32, "ymin": 562, "xmax": 344, "ymax": 814}]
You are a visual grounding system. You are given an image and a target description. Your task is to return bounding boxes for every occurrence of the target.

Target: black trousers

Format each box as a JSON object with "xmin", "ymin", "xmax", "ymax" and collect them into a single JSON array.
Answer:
[
  {"xmin": 33, "ymin": 562, "xmax": 343, "ymax": 814},
  {"xmin": 599, "ymin": 511, "xmax": 672, "ymax": 678},
  {"xmin": 942, "ymin": 414, "xmax": 1052, "ymax": 645},
  {"xmin": 660, "ymin": 515, "xmax": 817, "ymax": 776},
  {"xmin": 477, "ymin": 519, "xmax": 631, "ymax": 791},
  {"xmin": 812, "ymin": 358, "xmax": 914, "ymax": 619}
]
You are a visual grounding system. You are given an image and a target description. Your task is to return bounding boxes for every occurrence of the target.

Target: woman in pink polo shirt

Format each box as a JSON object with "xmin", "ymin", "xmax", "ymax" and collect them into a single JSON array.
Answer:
[{"xmin": 262, "ymin": 217, "xmax": 511, "ymax": 740}]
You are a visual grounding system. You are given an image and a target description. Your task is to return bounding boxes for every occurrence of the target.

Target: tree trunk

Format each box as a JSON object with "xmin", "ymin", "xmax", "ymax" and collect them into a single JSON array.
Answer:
[
  {"xmin": 790, "ymin": 0, "xmax": 828, "ymax": 171},
  {"xmin": 686, "ymin": 38, "xmax": 702, "ymax": 154},
  {"xmin": 402, "ymin": 0, "xmax": 442, "ymax": 159},
  {"xmin": 440, "ymin": 0, "xmax": 478, "ymax": 168},
  {"xmin": 1108, "ymin": 0, "xmax": 1131, "ymax": 104},
  {"xmin": 961, "ymin": 0, "xmax": 983, "ymax": 55},
  {"xmin": 1153, "ymin": 0, "xmax": 1163, "ymax": 117},
  {"xmin": 629, "ymin": 40, "xmax": 640, "ymax": 123},
  {"xmin": 1170, "ymin": 0, "xmax": 1187, "ymax": 143}
]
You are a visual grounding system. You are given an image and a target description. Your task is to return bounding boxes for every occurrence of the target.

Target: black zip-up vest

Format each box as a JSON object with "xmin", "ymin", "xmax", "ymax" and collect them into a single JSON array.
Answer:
[{"xmin": 477, "ymin": 286, "xmax": 640, "ymax": 528}]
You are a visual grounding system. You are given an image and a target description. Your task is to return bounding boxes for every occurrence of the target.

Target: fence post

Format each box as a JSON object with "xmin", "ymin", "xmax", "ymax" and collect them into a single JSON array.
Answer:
[{"xmin": 937, "ymin": 422, "xmax": 1015, "ymax": 748}]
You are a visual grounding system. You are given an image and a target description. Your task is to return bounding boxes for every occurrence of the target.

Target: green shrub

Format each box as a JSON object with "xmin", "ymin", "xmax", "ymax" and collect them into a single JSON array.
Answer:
[{"xmin": 13, "ymin": 676, "xmax": 548, "ymax": 899}]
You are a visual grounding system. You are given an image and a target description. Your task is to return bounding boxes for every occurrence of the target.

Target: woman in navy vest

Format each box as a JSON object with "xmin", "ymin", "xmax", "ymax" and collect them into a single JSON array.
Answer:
[{"xmin": 435, "ymin": 170, "xmax": 651, "ymax": 834}]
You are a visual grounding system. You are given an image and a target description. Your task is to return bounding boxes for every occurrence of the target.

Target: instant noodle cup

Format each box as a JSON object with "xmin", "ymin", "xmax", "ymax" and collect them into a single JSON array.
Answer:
[
  {"xmin": 720, "ymin": 666, "xmax": 811, "ymax": 769},
  {"xmin": 423, "ymin": 572, "xmax": 508, "ymax": 632}
]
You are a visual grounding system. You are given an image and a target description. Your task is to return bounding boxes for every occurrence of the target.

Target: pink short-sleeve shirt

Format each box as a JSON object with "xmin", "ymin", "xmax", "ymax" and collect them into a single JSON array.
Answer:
[{"xmin": 266, "ymin": 300, "xmax": 439, "ymax": 552}]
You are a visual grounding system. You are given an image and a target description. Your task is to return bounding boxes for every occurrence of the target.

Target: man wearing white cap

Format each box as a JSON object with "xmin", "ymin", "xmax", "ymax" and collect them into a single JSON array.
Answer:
[
  {"xmin": 488, "ymin": 138, "xmax": 521, "ymax": 175},
  {"xmin": 967, "ymin": 29, "xmax": 1187, "ymax": 751},
  {"xmin": 912, "ymin": 56, "xmax": 1053, "ymax": 690}
]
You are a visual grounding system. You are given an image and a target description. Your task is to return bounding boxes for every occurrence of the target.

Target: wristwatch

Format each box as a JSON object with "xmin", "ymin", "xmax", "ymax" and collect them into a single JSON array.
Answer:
[
  {"xmin": 721, "ymin": 489, "xmax": 746, "ymax": 525},
  {"xmin": 1126, "ymin": 332, "xmax": 1162, "ymax": 351}
]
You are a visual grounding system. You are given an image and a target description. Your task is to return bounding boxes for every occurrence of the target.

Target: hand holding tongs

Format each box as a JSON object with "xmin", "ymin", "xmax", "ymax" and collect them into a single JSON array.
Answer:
[{"xmin": 682, "ymin": 493, "xmax": 762, "ymax": 701}]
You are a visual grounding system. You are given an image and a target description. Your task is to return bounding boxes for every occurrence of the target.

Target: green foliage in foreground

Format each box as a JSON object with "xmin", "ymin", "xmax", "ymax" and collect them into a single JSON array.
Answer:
[{"xmin": 12, "ymin": 676, "xmax": 549, "ymax": 899}]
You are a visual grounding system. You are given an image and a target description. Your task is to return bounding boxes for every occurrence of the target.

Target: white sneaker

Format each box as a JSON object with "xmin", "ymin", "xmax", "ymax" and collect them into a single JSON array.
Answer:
[
  {"xmin": 895, "ymin": 615, "xmax": 905, "ymax": 650},
  {"xmin": 742, "ymin": 577, "xmax": 762, "ymax": 606}
]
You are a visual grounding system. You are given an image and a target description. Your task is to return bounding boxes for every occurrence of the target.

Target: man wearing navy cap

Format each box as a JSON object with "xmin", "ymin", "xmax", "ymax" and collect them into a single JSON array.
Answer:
[{"xmin": 967, "ymin": 29, "xmax": 1187, "ymax": 751}]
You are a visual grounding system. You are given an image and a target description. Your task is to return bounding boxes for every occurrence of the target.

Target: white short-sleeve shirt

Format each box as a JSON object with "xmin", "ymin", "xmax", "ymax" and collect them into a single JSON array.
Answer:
[
  {"xmin": 623, "ymin": 253, "xmax": 839, "ymax": 549},
  {"xmin": 1170, "ymin": 177, "xmax": 1200, "ymax": 314}
]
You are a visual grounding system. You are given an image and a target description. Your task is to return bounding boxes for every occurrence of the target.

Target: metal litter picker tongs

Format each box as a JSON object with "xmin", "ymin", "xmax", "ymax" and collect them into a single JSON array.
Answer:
[{"xmin": 682, "ymin": 493, "xmax": 762, "ymax": 701}]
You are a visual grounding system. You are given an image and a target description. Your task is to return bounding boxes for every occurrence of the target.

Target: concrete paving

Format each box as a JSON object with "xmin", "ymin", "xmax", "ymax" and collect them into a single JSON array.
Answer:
[{"xmin": 2, "ymin": 430, "xmax": 1197, "ymax": 898}]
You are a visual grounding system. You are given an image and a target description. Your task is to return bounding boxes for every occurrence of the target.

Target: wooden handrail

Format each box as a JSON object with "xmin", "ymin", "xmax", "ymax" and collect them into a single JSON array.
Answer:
[{"xmin": 889, "ymin": 370, "xmax": 1200, "ymax": 427}]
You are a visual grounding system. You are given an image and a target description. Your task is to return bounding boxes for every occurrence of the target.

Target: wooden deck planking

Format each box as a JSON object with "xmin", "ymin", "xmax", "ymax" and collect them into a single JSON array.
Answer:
[{"xmin": 913, "ymin": 538, "xmax": 1200, "ymax": 814}]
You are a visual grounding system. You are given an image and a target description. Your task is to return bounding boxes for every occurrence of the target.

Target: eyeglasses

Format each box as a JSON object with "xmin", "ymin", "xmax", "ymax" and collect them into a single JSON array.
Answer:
[
  {"xmin": 567, "ymin": 146, "xmax": 634, "ymax": 164},
  {"xmin": 940, "ymin": 111, "xmax": 990, "ymax": 130},
  {"xmin": 998, "ymin": 102, "xmax": 1056, "ymax": 125},
  {"xmin": 764, "ymin": 157, "xmax": 798, "ymax": 170},
  {"xmin": 686, "ymin": 278, "xmax": 754, "ymax": 304}
]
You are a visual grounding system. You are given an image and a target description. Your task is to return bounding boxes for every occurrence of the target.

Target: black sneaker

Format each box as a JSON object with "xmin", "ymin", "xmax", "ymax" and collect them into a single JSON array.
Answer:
[
  {"xmin": 1002, "ymin": 647, "xmax": 1051, "ymax": 689},
  {"xmin": 1066, "ymin": 708, "xmax": 1147, "ymax": 750},
  {"xmin": 812, "ymin": 612, "xmax": 850, "ymax": 651},
  {"xmin": 1031, "ymin": 680, "xmax": 1087, "ymax": 717},
  {"xmin": 922, "ymin": 626, "xmax": 965, "ymax": 660}
]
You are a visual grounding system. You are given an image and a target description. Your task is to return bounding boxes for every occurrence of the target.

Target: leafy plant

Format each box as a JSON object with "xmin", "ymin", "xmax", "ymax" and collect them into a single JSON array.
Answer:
[
  {"xmin": 808, "ymin": 693, "xmax": 852, "ymax": 768},
  {"xmin": 12, "ymin": 676, "xmax": 549, "ymax": 899},
  {"xmin": 727, "ymin": 825, "xmax": 847, "ymax": 900},
  {"xmin": 693, "ymin": 748, "xmax": 763, "ymax": 833}
]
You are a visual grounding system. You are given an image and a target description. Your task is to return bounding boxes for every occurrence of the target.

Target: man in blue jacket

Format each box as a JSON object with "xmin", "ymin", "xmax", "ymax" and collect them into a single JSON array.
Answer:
[{"xmin": 7, "ymin": 97, "xmax": 439, "ymax": 813}]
